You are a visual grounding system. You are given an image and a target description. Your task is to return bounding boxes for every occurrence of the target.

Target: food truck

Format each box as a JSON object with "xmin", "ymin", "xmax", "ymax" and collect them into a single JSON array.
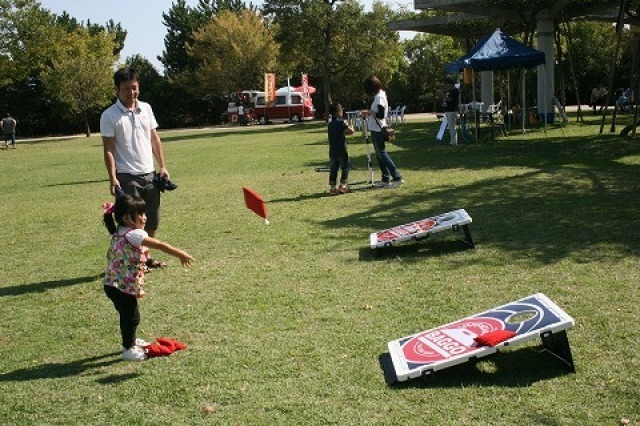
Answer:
[
  {"xmin": 225, "ymin": 91, "xmax": 259, "ymax": 124},
  {"xmin": 252, "ymin": 86, "xmax": 315, "ymax": 124}
]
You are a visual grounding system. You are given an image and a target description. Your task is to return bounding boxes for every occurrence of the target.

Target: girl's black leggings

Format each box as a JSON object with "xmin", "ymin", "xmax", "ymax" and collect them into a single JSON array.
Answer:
[{"xmin": 104, "ymin": 285, "xmax": 140, "ymax": 350}]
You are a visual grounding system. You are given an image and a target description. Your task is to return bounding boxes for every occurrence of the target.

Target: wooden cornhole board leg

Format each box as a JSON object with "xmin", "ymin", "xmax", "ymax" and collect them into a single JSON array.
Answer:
[
  {"xmin": 541, "ymin": 329, "xmax": 575, "ymax": 372},
  {"xmin": 461, "ymin": 224, "xmax": 474, "ymax": 248}
]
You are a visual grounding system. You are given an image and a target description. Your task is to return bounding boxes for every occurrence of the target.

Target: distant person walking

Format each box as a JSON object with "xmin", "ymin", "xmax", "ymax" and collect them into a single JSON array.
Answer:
[
  {"xmin": 589, "ymin": 83, "xmax": 608, "ymax": 114},
  {"xmin": 2, "ymin": 113, "xmax": 17, "ymax": 149},
  {"xmin": 362, "ymin": 75, "xmax": 403, "ymax": 187}
]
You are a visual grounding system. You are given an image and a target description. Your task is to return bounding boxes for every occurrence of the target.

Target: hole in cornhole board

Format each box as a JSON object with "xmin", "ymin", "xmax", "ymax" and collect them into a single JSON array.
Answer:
[{"xmin": 506, "ymin": 311, "xmax": 537, "ymax": 325}]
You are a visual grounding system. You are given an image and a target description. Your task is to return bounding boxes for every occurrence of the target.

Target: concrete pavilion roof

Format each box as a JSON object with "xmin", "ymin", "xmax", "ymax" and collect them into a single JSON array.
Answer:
[{"xmin": 389, "ymin": 0, "xmax": 623, "ymax": 38}]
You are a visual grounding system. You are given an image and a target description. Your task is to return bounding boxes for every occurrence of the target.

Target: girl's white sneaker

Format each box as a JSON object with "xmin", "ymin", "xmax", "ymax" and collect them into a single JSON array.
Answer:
[
  {"xmin": 122, "ymin": 345, "xmax": 147, "ymax": 362},
  {"xmin": 120, "ymin": 338, "xmax": 150, "ymax": 353}
]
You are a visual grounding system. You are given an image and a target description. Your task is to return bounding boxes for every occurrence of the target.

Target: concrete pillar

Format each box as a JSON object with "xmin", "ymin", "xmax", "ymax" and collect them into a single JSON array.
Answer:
[
  {"xmin": 536, "ymin": 18, "xmax": 555, "ymax": 123},
  {"xmin": 480, "ymin": 71, "xmax": 494, "ymax": 112}
]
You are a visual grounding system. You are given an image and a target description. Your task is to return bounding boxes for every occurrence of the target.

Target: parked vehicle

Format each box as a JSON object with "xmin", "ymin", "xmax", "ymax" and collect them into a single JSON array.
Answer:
[{"xmin": 252, "ymin": 86, "xmax": 315, "ymax": 124}]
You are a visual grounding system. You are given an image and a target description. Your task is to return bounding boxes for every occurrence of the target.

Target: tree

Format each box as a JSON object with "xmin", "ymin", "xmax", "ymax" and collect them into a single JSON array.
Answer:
[
  {"xmin": 389, "ymin": 33, "xmax": 464, "ymax": 112},
  {"xmin": 159, "ymin": 0, "xmax": 258, "ymax": 75},
  {"xmin": 263, "ymin": 0, "xmax": 402, "ymax": 115},
  {"xmin": 125, "ymin": 54, "xmax": 162, "ymax": 93},
  {"xmin": 88, "ymin": 19, "xmax": 127, "ymax": 56},
  {"xmin": 0, "ymin": 0, "xmax": 59, "ymax": 85},
  {"xmin": 560, "ymin": 21, "xmax": 618, "ymax": 104},
  {"xmin": 41, "ymin": 29, "xmax": 116, "ymax": 136},
  {"xmin": 54, "ymin": 11, "xmax": 80, "ymax": 31},
  {"xmin": 188, "ymin": 9, "xmax": 278, "ymax": 96},
  {"xmin": 0, "ymin": 1, "xmax": 75, "ymax": 135},
  {"xmin": 159, "ymin": 0, "xmax": 210, "ymax": 75},
  {"xmin": 216, "ymin": 0, "xmax": 257, "ymax": 13},
  {"xmin": 0, "ymin": 1, "xmax": 130, "ymax": 135}
]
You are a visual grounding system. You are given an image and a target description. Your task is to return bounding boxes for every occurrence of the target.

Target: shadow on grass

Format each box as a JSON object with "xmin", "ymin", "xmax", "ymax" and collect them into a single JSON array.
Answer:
[
  {"xmin": 161, "ymin": 122, "xmax": 322, "ymax": 144},
  {"xmin": 44, "ymin": 178, "xmax": 108, "ymax": 188},
  {"xmin": 314, "ymin": 129, "xmax": 640, "ymax": 264},
  {"xmin": 15, "ymin": 137, "xmax": 81, "ymax": 146},
  {"xmin": 96, "ymin": 373, "xmax": 142, "ymax": 384},
  {"xmin": 346, "ymin": 120, "xmax": 638, "ymax": 173},
  {"xmin": 0, "ymin": 353, "xmax": 131, "ymax": 382},
  {"xmin": 379, "ymin": 345, "xmax": 573, "ymax": 388},
  {"xmin": 268, "ymin": 191, "xmax": 331, "ymax": 203},
  {"xmin": 359, "ymin": 239, "xmax": 474, "ymax": 261},
  {"xmin": 23, "ymin": 121, "xmax": 325, "ymax": 145},
  {"xmin": 0, "ymin": 274, "xmax": 102, "ymax": 297},
  {"xmin": 269, "ymin": 180, "xmax": 390, "ymax": 204}
]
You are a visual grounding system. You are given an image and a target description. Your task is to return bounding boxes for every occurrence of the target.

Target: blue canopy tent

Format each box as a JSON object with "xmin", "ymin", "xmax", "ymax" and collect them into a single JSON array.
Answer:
[
  {"xmin": 446, "ymin": 28, "xmax": 545, "ymax": 73},
  {"xmin": 446, "ymin": 28, "xmax": 547, "ymax": 134}
]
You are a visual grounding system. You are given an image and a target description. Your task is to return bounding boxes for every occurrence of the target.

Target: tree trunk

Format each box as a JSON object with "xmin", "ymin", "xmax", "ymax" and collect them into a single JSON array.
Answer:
[
  {"xmin": 322, "ymin": 4, "xmax": 333, "ymax": 120},
  {"xmin": 84, "ymin": 110, "xmax": 90, "ymax": 137}
]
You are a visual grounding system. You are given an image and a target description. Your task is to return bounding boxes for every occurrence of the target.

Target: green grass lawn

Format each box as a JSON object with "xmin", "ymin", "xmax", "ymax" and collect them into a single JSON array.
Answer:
[{"xmin": 0, "ymin": 114, "xmax": 639, "ymax": 425}]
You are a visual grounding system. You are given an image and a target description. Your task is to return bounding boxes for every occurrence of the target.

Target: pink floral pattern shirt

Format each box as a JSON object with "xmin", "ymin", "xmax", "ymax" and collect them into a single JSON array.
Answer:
[{"xmin": 104, "ymin": 227, "xmax": 149, "ymax": 298}]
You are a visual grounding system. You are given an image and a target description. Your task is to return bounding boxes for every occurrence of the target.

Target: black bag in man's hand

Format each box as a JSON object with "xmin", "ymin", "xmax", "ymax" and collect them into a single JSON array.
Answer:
[{"xmin": 153, "ymin": 174, "xmax": 178, "ymax": 192}]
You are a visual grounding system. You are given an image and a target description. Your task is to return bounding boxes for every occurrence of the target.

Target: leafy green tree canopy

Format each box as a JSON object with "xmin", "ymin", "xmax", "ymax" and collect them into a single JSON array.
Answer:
[
  {"xmin": 263, "ymin": 0, "xmax": 402, "ymax": 113},
  {"xmin": 40, "ymin": 28, "xmax": 117, "ymax": 136},
  {"xmin": 188, "ymin": 9, "xmax": 278, "ymax": 96}
]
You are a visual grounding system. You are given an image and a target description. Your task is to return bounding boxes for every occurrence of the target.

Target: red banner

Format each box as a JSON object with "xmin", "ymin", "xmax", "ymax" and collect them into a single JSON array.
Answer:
[
  {"xmin": 301, "ymin": 73, "xmax": 309, "ymax": 97},
  {"xmin": 264, "ymin": 73, "xmax": 276, "ymax": 105}
]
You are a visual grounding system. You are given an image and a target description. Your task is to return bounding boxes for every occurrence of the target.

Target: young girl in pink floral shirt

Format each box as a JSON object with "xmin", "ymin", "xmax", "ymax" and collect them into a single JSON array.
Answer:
[{"xmin": 103, "ymin": 195, "xmax": 194, "ymax": 361}]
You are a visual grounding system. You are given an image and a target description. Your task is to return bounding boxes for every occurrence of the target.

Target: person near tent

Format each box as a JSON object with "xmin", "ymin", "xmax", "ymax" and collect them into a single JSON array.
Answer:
[
  {"xmin": 616, "ymin": 87, "xmax": 633, "ymax": 113},
  {"xmin": 444, "ymin": 29, "xmax": 546, "ymax": 136},
  {"xmin": 589, "ymin": 83, "xmax": 608, "ymax": 113},
  {"xmin": 439, "ymin": 81, "xmax": 460, "ymax": 145}
]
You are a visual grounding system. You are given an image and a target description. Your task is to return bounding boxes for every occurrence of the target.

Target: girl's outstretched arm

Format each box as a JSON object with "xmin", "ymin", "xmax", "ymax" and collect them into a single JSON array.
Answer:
[{"xmin": 142, "ymin": 237, "xmax": 194, "ymax": 267}]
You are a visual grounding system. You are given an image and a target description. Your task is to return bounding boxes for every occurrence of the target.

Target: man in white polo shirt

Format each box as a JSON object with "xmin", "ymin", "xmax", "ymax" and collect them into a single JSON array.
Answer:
[{"xmin": 100, "ymin": 67, "xmax": 170, "ymax": 269}]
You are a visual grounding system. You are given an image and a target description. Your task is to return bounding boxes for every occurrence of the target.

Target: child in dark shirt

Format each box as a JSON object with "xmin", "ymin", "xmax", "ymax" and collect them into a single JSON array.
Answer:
[{"xmin": 327, "ymin": 103, "xmax": 355, "ymax": 194}]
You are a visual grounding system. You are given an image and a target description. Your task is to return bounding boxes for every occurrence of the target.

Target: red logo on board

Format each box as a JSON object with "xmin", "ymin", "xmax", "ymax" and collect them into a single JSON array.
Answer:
[
  {"xmin": 377, "ymin": 218, "xmax": 437, "ymax": 243},
  {"xmin": 402, "ymin": 317, "xmax": 504, "ymax": 364}
]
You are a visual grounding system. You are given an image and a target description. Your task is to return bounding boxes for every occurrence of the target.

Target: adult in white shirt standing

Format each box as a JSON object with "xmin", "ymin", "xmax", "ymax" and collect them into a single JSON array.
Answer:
[
  {"xmin": 362, "ymin": 75, "xmax": 403, "ymax": 187},
  {"xmin": 442, "ymin": 80, "xmax": 460, "ymax": 146},
  {"xmin": 100, "ymin": 67, "xmax": 170, "ymax": 269}
]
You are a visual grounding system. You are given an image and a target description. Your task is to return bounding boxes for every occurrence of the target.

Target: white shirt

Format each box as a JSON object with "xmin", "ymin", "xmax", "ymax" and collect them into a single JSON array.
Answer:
[
  {"xmin": 366, "ymin": 89, "xmax": 388, "ymax": 132},
  {"xmin": 100, "ymin": 99, "xmax": 158, "ymax": 174},
  {"xmin": 117, "ymin": 227, "xmax": 148, "ymax": 247}
]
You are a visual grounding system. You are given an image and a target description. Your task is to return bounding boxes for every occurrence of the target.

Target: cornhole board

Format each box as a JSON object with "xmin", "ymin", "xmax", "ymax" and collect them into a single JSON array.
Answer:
[
  {"xmin": 370, "ymin": 209, "xmax": 473, "ymax": 249},
  {"xmin": 386, "ymin": 293, "xmax": 575, "ymax": 383}
]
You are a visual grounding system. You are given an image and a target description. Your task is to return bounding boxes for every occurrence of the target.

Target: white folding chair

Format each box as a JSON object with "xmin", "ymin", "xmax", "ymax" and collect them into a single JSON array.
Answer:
[
  {"xmin": 387, "ymin": 106, "xmax": 400, "ymax": 125},
  {"xmin": 399, "ymin": 105, "xmax": 407, "ymax": 123}
]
